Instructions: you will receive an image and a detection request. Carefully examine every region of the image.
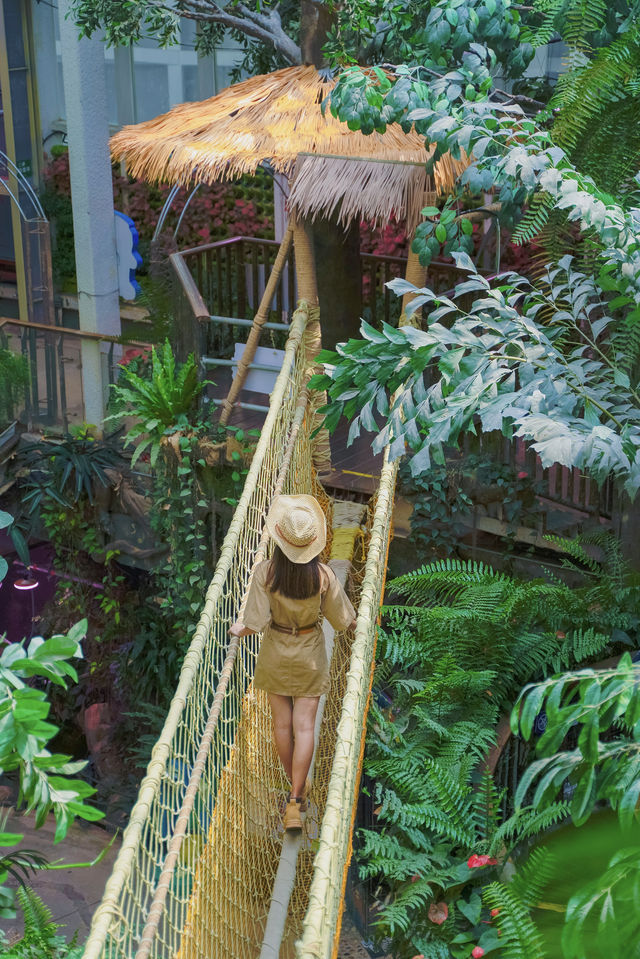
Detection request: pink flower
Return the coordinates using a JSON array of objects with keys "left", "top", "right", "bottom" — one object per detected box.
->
[
  {"left": 517, "top": 470, "right": 529, "bottom": 479},
  {"left": 467, "top": 854, "right": 498, "bottom": 869},
  {"left": 428, "top": 902, "right": 449, "bottom": 925},
  {"left": 410, "top": 873, "right": 421, "bottom": 883},
  {"left": 472, "top": 948, "right": 485, "bottom": 958}
]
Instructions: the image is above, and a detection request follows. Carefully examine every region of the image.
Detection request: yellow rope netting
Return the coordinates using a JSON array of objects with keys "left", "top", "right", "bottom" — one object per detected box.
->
[{"left": 82, "top": 298, "right": 396, "bottom": 959}]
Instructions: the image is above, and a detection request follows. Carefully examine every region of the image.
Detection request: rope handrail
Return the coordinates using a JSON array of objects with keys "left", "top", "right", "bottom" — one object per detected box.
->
[
  {"left": 296, "top": 453, "right": 398, "bottom": 959},
  {"left": 82, "top": 302, "right": 311, "bottom": 959}
]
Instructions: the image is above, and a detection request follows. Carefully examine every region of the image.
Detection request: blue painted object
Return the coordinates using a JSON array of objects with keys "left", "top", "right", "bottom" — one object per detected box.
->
[{"left": 114, "top": 210, "right": 143, "bottom": 300}]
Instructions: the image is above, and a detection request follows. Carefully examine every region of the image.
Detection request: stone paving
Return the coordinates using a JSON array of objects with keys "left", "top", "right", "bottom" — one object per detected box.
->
[{"left": 2, "top": 809, "right": 120, "bottom": 944}]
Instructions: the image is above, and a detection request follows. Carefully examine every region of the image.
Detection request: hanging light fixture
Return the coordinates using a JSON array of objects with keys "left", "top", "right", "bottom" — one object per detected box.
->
[{"left": 13, "top": 577, "right": 39, "bottom": 591}]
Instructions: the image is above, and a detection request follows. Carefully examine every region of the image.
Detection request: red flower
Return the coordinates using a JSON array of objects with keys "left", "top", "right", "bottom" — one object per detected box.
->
[
  {"left": 428, "top": 902, "right": 449, "bottom": 925},
  {"left": 490, "top": 908, "right": 500, "bottom": 918},
  {"left": 517, "top": 470, "right": 529, "bottom": 479},
  {"left": 467, "top": 854, "right": 498, "bottom": 869},
  {"left": 472, "top": 948, "right": 485, "bottom": 958},
  {"left": 410, "top": 873, "right": 421, "bottom": 883}
]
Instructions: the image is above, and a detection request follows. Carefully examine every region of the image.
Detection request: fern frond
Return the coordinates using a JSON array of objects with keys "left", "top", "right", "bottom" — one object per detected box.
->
[
  {"left": 511, "top": 192, "right": 554, "bottom": 246},
  {"left": 552, "top": 21, "right": 640, "bottom": 153},
  {"left": 551, "top": 627, "right": 610, "bottom": 672},
  {"left": 510, "top": 846, "right": 558, "bottom": 908},
  {"left": 388, "top": 558, "right": 512, "bottom": 607},
  {"left": 489, "top": 802, "right": 569, "bottom": 856},
  {"left": 482, "top": 879, "right": 549, "bottom": 958}
]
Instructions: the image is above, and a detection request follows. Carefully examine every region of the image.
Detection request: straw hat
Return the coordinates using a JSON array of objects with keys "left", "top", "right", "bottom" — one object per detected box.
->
[{"left": 266, "top": 494, "right": 326, "bottom": 564}]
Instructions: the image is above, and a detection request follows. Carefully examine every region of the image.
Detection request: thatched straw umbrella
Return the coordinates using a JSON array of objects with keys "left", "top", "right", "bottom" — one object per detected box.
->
[{"left": 110, "top": 65, "right": 468, "bottom": 465}]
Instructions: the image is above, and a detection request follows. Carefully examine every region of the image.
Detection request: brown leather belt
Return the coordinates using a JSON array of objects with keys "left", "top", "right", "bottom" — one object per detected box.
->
[{"left": 271, "top": 621, "right": 319, "bottom": 636}]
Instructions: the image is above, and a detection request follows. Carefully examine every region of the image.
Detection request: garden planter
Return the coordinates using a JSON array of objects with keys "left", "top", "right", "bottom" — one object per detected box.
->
[{"left": 197, "top": 437, "right": 227, "bottom": 467}]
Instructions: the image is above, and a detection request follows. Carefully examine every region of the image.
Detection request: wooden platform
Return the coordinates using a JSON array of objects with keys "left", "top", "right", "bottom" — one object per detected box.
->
[{"left": 207, "top": 371, "right": 382, "bottom": 499}]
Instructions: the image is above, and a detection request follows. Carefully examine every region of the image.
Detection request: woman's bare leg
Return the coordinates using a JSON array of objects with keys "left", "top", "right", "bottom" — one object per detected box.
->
[
  {"left": 268, "top": 693, "right": 294, "bottom": 782},
  {"left": 291, "top": 696, "right": 320, "bottom": 798}
]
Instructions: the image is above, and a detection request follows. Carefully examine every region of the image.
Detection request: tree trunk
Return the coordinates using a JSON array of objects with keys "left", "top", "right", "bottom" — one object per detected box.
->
[
  {"left": 300, "top": 0, "right": 334, "bottom": 67},
  {"left": 299, "top": 0, "right": 363, "bottom": 351},
  {"left": 311, "top": 214, "right": 363, "bottom": 351}
]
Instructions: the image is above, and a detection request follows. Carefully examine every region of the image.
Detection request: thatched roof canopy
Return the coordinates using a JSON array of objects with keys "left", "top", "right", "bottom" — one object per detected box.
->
[{"left": 110, "top": 65, "right": 467, "bottom": 230}]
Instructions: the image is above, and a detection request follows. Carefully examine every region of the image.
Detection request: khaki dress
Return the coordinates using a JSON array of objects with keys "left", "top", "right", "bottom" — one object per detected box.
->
[{"left": 243, "top": 560, "right": 356, "bottom": 697}]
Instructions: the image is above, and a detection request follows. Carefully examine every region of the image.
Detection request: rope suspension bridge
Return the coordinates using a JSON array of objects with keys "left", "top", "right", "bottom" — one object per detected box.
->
[{"left": 82, "top": 301, "right": 397, "bottom": 959}]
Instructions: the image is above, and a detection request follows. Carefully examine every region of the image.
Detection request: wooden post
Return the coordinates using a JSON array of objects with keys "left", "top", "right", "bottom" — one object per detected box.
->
[
  {"left": 218, "top": 223, "right": 294, "bottom": 426},
  {"left": 399, "top": 191, "right": 437, "bottom": 329}
]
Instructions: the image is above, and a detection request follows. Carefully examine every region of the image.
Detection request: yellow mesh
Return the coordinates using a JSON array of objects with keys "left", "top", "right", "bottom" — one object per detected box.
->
[{"left": 82, "top": 299, "right": 396, "bottom": 959}]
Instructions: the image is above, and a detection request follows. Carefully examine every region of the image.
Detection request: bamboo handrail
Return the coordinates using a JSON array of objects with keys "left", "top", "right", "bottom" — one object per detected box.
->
[{"left": 0, "top": 316, "right": 148, "bottom": 347}]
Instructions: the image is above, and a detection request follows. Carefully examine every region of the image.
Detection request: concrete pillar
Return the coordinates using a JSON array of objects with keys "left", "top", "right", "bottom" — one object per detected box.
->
[
  {"left": 57, "top": 0, "right": 121, "bottom": 432},
  {"left": 31, "top": 0, "right": 63, "bottom": 164}
]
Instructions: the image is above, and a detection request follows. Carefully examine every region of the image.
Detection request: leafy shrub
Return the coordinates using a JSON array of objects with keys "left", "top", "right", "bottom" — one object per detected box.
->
[
  {"left": 361, "top": 534, "right": 639, "bottom": 956},
  {"left": 0, "top": 343, "right": 29, "bottom": 427},
  {"left": 106, "top": 340, "right": 207, "bottom": 467}
]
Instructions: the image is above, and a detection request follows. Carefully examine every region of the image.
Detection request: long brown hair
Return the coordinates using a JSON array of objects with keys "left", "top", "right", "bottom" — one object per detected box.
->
[{"left": 266, "top": 545, "right": 321, "bottom": 599}]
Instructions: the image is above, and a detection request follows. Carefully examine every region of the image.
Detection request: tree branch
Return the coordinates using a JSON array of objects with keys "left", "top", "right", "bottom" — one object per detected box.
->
[
  {"left": 379, "top": 62, "right": 546, "bottom": 110},
  {"left": 152, "top": 0, "right": 302, "bottom": 63}
]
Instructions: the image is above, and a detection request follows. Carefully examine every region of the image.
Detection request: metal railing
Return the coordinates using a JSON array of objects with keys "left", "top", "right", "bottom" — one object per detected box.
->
[
  {"left": 0, "top": 316, "right": 147, "bottom": 433},
  {"left": 175, "top": 236, "right": 465, "bottom": 332}
]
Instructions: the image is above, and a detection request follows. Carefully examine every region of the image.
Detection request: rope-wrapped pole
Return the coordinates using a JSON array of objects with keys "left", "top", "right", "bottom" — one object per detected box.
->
[
  {"left": 292, "top": 216, "right": 332, "bottom": 475},
  {"left": 219, "top": 223, "right": 295, "bottom": 426}
]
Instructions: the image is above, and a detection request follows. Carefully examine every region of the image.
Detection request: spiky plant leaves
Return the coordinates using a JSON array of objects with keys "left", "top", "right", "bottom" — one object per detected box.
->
[{"left": 107, "top": 340, "right": 209, "bottom": 468}]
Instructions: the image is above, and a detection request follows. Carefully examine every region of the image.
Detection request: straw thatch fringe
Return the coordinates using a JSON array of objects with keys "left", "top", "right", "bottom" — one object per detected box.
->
[
  {"left": 110, "top": 65, "right": 468, "bottom": 207},
  {"left": 287, "top": 155, "right": 466, "bottom": 232}
]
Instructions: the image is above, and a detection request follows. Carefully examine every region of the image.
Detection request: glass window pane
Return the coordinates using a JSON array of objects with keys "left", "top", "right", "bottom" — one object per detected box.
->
[
  {"left": 134, "top": 64, "right": 170, "bottom": 120},
  {"left": 182, "top": 65, "right": 198, "bottom": 102}
]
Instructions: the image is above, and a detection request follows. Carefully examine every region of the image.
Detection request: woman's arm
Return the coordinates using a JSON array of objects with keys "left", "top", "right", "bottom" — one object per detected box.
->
[{"left": 229, "top": 621, "right": 253, "bottom": 638}]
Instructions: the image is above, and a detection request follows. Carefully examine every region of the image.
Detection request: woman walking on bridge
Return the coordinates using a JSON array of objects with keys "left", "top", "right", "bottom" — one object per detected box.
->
[{"left": 230, "top": 494, "right": 356, "bottom": 830}]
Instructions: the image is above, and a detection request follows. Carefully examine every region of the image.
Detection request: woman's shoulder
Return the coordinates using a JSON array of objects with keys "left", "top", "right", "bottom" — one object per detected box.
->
[{"left": 254, "top": 559, "right": 272, "bottom": 582}]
